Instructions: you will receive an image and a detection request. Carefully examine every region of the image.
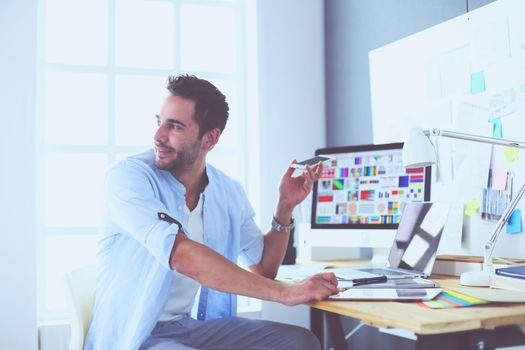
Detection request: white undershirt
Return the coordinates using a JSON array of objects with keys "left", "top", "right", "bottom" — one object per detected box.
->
[{"left": 158, "top": 194, "right": 203, "bottom": 322}]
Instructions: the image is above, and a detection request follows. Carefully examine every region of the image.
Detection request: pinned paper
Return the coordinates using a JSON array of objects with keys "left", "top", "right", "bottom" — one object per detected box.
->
[
  {"left": 437, "top": 203, "right": 464, "bottom": 253},
  {"left": 491, "top": 168, "right": 508, "bottom": 191},
  {"left": 506, "top": 209, "right": 523, "bottom": 234},
  {"left": 470, "top": 71, "right": 486, "bottom": 94},
  {"left": 492, "top": 118, "right": 503, "bottom": 138},
  {"left": 465, "top": 198, "right": 480, "bottom": 216},
  {"left": 504, "top": 148, "right": 520, "bottom": 163},
  {"left": 420, "top": 203, "right": 450, "bottom": 237}
]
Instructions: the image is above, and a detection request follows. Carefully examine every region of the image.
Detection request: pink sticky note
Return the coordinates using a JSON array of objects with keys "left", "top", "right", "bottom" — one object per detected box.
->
[{"left": 491, "top": 168, "right": 508, "bottom": 191}]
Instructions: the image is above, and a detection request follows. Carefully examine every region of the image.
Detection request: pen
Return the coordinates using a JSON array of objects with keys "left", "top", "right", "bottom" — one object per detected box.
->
[{"left": 336, "top": 275, "right": 387, "bottom": 287}]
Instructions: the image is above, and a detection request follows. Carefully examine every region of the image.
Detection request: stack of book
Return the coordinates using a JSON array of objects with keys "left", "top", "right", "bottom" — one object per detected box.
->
[{"left": 490, "top": 265, "right": 525, "bottom": 292}]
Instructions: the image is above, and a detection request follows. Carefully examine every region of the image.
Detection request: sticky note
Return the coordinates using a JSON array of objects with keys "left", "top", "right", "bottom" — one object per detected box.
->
[
  {"left": 492, "top": 118, "right": 503, "bottom": 138},
  {"left": 491, "top": 168, "right": 508, "bottom": 191},
  {"left": 504, "top": 148, "right": 519, "bottom": 163},
  {"left": 521, "top": 84, "right": 525, "bottom": 93},
  {"left": 506, "top": 209, "right": 522, "bottom": 234},
  {"left": 470, "top": 71, "right": 486, "bottom": 94},
  {"left": 465, "top": 198, "right": 480, "bottom": 216}
]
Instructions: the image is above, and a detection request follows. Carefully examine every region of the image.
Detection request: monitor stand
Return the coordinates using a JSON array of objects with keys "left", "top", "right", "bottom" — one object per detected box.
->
[{"left": 369, "top": 247, "right": 390, "bottom": 266}]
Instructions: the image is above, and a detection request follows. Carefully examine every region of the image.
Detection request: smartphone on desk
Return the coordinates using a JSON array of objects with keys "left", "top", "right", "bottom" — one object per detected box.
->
[{"left": 290, "top": 155, "right": 333, "bottom": 169}]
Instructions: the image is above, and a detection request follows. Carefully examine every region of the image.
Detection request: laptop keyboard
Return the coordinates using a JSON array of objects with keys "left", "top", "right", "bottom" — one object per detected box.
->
[{"left": 356, "top": 268, "right": 408, "bottom": 276}]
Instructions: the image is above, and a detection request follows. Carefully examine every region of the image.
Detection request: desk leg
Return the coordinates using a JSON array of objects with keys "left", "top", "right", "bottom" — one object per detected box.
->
[
  {"left": 324, "top": 312, "right": 348, "bottom": 350},
  {"left": 310, "top": 308, "right": 324, "bottom": 347},
  {"left": 310, "top": 308, "right": 349, "bottom": 350}
]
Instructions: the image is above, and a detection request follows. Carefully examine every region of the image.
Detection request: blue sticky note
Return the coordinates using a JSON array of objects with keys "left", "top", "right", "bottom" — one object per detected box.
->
[
  {"left": 470, "top": 71, "right": 486, "bottom": 94},
  {"left": 492, "top": 118, "right": 503, "bottom": 138},
  {"left": 506, "top": 209, "right": 522, "bottom": 234}
]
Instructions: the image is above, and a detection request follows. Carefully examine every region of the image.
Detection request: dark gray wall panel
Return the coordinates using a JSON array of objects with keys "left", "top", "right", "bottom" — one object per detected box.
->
[
  {"left": 468, "top": 0, "right": 497, "bottom": 11},
  {"left": 325, "top": 0, "right": 469, "bottom": 147}
]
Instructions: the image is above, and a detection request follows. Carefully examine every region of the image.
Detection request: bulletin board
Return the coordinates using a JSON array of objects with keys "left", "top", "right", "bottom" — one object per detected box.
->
[{"left": 369, "top": 0, "right": 525, "bottom": 258}]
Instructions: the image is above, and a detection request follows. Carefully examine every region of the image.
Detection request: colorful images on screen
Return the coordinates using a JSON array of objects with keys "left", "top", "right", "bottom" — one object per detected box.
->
[{"left": 315, "top": 149, "right": 427, "bottom": 225}]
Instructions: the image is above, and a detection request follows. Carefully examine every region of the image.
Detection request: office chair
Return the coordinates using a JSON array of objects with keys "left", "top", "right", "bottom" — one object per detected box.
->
[{"left": 65, "top": 265, "right": 97, "bottom": 350}]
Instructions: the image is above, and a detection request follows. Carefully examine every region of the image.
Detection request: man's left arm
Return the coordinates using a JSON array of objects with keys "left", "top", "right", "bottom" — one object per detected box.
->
[{"left": 251, "top": 162, "right": 322, "bottom": 279}]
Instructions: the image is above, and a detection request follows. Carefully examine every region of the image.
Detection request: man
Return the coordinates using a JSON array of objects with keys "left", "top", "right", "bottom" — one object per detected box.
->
[{"left": 85, "top": 74, "right": 338, "bottom": 350}]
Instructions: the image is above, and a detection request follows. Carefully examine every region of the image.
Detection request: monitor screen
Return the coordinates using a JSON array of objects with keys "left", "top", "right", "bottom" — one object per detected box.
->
[{"left": 311, "top": 143, "right": 431, "bottom": 229}]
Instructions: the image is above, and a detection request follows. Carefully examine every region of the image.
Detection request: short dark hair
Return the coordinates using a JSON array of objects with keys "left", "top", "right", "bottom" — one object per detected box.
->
[{"left": 166, "top": 74, "right": 229, "bottom": 139}]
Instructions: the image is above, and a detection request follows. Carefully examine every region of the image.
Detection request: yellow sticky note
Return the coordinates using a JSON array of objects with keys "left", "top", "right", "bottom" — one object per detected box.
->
[
  {"left": 504, "top": 147, "right": 519, "bottom": 163},
  {"left": 465, "top": 198, "right": 480, "bottom": 216}
]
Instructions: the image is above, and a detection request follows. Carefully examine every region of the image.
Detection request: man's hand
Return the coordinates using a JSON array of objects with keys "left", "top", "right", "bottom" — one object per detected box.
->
[
  {"left": 279, "top": 273, "right": 339, "bottom": 306},
  {"left": 252, "top": 161, "right": 324, "bottom": 279},
  {"left": 277, "top": 161, "right": 323, "bottom": 213}
]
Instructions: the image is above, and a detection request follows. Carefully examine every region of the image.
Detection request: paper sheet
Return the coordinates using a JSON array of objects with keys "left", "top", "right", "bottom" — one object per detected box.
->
[
  {"left": 491, "top": 168, "right": 508, "bottom": 190},
  {"left": 420, "top": 203, "right": 450, "bottom": 237},
  {"left": 440, "top": 46, "right": 470, "bottom": 97},
  {"left": 438, "top": 203, "right": 464, "bottom": 253},
  {"left": 470, "top": 17, "right": 511, "bottom": 69}
]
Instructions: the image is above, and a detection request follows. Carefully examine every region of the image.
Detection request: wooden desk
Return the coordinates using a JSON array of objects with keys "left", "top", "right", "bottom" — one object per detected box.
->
[{"left": 309, "top": 275, "right": 525, "bottom": 350}]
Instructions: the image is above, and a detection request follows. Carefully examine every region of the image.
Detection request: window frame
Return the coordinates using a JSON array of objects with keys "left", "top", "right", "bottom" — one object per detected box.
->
[{"left": 36, "top": 0, "right": 258, "bottom": 321}]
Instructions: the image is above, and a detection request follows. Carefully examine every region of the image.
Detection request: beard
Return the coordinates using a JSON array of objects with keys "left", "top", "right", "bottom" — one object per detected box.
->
[{"left": 154, "top": 139, "right": 201, "bottom": 172}]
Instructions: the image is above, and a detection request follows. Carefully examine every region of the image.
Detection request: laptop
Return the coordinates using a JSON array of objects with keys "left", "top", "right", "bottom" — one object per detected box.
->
[{"left": 327, "top": 202, "right": 450, "bottom": 280}]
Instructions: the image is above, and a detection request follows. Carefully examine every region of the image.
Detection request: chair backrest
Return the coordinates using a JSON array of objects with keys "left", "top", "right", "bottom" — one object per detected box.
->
[{"left": 65, "top": 265, "right": 97, "bottom": 350}]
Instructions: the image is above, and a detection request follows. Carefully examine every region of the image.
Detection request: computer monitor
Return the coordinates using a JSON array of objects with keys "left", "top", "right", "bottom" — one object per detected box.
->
[{"left": 306, "top": 142, "right": 432, "bottom": 261}]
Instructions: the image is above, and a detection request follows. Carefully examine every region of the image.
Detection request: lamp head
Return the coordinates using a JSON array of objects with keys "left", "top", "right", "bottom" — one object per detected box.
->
[{"left": 403, "top": 128, "right": 437, "bottom": 168}]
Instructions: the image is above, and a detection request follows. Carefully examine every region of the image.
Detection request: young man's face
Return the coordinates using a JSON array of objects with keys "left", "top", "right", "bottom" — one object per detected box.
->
[{"left": 154, "top": 95, "right": 203, "bottom": 172}]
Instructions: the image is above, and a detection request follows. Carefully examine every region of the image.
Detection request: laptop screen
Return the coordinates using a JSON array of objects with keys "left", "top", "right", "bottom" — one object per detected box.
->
[{"left": 387, "top": 202, "right": 449, "bottom": 275}]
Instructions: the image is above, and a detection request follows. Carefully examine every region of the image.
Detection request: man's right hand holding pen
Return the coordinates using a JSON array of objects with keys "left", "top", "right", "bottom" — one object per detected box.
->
[{"left": 281, "top": 272, "right": 339, "bottom": 305}]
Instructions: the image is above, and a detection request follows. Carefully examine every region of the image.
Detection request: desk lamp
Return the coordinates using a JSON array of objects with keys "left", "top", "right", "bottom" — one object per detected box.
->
[{"left": 403, "top": 128, "right": 525, "bottom": 286}]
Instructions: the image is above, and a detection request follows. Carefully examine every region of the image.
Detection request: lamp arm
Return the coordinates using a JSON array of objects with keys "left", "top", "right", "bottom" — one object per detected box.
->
[
  {"left": 482, "top": 181, "right": 525, "bottom": 273},
  {"left": 423, "top": 129, "right": 525, "bottom": 150}
]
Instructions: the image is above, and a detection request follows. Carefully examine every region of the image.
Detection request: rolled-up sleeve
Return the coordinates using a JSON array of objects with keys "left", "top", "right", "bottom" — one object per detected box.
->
[{"left": 104, "top": 161, "right": 184, "bottom": 270}]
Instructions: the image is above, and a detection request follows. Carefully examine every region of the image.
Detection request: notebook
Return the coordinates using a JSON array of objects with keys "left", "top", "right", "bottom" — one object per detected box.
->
[
  {"left": 328, "top": 202, "right": 450, "bottom": 280},
  {"left": 495, "top": 265, "right": 525, "bottom": 280}
]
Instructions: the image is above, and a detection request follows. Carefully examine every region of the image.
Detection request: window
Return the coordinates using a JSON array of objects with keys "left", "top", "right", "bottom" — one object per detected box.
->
[{"left": 37, "top": 0, "right": 258, "bottom": 320}]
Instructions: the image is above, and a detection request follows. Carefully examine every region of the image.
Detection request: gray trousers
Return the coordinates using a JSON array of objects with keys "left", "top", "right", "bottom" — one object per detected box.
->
[{"left": 139, "top": 316, "right": 321, "bottom": 350}]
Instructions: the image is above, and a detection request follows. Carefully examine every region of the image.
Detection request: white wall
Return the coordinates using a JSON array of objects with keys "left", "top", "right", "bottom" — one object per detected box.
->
[
  {"left": 255, "top": 0, "right": 326, "bottom": 329},
  {"left": 256, "top": 0, "right": 326, "bottom": 225},
  {"left": 0, "top": 1, "right": 38, "bottom": 349}
]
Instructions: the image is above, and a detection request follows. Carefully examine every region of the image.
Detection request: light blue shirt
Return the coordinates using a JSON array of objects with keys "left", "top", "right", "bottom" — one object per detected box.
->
[{"left": 85, "top": 149, "right": 264, "bottom": 350}]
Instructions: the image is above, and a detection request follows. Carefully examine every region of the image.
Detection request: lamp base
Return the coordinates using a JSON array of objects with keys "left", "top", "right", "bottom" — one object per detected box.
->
[{"left": 460, "top": 270, "right": 490, "bottom": 286}]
